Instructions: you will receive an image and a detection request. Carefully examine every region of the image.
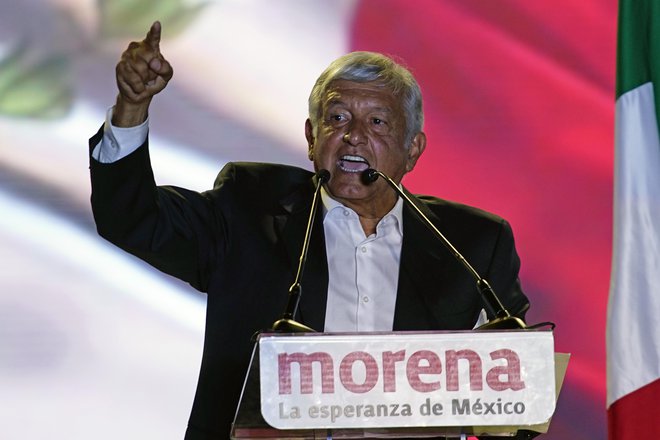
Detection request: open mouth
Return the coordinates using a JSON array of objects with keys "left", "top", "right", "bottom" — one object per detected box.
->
[{"left": 338, "top": 155, "right": 370, "bottom": 173}]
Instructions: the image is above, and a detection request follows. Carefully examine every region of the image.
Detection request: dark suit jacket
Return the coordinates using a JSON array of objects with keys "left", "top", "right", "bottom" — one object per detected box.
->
[{"left": 89, "top": 128, "right": 529, "bottom": 439}]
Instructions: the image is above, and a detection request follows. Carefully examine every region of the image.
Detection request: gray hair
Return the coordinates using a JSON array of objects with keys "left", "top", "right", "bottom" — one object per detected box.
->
[{"left": 308, "top": 51, "right": 424, "bottom": 147}]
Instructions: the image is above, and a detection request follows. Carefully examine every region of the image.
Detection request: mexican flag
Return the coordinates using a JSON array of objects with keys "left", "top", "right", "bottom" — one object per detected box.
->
[{"left": 607, "top": 0, "right": 660, "bottom": 437}]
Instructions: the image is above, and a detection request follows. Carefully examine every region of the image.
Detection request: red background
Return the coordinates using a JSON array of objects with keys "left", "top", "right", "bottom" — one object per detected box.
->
[{"left": 351, "top": 1, "right": 616, "bottom": 437}]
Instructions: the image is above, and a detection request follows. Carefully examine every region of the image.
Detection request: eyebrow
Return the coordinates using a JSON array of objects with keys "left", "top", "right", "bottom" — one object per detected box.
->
[{"left": 325, "top": 100, "right": 393, "bottom": 113}]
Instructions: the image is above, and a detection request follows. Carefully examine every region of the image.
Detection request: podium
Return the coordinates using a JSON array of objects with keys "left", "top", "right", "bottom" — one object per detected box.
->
[{"left": 231, "top": 331, "right": 566, "bottom": 439}]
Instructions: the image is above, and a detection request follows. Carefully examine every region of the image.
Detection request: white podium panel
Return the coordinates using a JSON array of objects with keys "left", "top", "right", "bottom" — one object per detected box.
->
[{"left": 258, "top": 331, "right": 555, "bottom": 431}]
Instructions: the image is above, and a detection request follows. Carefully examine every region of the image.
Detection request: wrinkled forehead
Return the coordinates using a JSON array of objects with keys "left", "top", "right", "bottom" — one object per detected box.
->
[{"left": 322, "top": 80, "right": 403, "bottom": 111}]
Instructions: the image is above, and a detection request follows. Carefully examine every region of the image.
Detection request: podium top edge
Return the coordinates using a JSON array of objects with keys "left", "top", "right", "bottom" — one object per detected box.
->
[{"left": 257, "top": 329, "right": 553, "bottom": 338}]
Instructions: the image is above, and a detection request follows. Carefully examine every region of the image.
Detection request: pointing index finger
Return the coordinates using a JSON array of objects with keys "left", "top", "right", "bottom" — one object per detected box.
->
[{"left": 145, "top": 21, "right": 162, "bottom": 53}]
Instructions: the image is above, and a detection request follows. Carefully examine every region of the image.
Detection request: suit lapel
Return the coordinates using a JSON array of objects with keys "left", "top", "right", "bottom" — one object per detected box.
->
[
  {"left": 274, "top": 176, "right": 328, "bottom": 332},
  {"left": 393, "top": 188, "right": 474, "bottom": 331}
]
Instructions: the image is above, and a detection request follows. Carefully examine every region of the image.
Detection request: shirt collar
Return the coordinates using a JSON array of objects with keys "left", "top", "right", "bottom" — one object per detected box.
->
[{"left": 320, "top": 186, "right": 404, "bottom": 236}]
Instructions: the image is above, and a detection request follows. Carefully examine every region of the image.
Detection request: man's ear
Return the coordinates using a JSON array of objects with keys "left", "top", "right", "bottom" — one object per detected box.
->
[
  {"left": 405, "top": 131, "right": 427, "bottom": 172},
  {"left": 305, "top": 119, "right": 315, "bottom": 161}
]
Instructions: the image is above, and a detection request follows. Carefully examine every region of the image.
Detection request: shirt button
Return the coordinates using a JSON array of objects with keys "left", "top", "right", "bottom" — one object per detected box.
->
[
  {"left": 361, "top": 246, "right": 367, "bottom": 253},
  {"left": 343, "top": 210, "right": 349, "bottom": 216},
  {"left": 362, "top": 296, "right": 370, "bottom": 303}
]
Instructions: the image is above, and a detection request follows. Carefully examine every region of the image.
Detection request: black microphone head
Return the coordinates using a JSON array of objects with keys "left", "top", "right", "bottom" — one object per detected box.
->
[
  {"left": 316, "top": 169, "right": 331, "bottom": 183},
  {"left": 361, "top": 168, "right": 379, "bottom": 185}
]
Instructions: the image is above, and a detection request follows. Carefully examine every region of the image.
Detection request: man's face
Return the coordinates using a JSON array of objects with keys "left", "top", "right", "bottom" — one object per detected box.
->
[{"left": 305, "top": 80, "right": 425, "bottom": 215}]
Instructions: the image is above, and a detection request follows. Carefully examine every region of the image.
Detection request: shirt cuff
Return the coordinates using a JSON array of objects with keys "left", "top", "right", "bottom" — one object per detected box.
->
[
  {"left": 473, "top": 308, "right": 488, "bottom": 329},
  {"left": 91, "top": 106, "right": 149, "bottom": 163}
]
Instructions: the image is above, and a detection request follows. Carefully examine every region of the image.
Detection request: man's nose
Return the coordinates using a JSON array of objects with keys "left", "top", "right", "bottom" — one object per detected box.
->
[{"left": 342, "top": 121, "right": 368, "bottom": 145}]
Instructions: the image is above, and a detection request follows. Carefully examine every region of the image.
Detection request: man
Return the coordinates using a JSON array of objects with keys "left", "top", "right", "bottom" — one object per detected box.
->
[{"left": 90, "top": 22, "right": 529, "bottom": 439}]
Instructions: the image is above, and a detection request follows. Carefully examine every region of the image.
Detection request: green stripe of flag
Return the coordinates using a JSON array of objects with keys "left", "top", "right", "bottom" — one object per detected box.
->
[{"left": 617, "top": 0, "right": 660, "bottom": 97}]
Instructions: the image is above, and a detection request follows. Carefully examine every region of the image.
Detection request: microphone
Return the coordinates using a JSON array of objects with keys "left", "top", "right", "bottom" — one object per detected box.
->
[
  {"left": 271, "top": 169, "right": 330, "bottom": 333},
  {"left": 362, "top": 168, "right": 526, "bottom": 330}
]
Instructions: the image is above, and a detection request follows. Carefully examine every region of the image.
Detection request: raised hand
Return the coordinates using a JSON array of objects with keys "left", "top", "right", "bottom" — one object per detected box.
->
[{"left": 113, "top": 21, "right": 174, "bottom": 127}]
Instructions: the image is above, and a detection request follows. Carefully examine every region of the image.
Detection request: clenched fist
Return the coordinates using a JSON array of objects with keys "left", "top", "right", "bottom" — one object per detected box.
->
[{"left": 113, "top": 21, "right": 173, "bottom": 127}]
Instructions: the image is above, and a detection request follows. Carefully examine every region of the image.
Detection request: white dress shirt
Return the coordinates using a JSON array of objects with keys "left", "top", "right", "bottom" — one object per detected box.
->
[{"left": 321, "top": 189, "right": 404, "bottom": 332}]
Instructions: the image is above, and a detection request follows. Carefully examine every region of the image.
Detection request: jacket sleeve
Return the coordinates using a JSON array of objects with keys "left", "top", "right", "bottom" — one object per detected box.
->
[
  {"left": 484, "top": 218, "right": 530, "bottom": 320},
  {"left": 89, "top": 126, "right": 226, "bottom": 292}
]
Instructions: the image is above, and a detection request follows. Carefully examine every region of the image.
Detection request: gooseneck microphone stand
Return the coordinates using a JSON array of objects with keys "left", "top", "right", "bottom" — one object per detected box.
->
[
  {"left": 271, "top": 169, "right": 330, "bottom": 333},
  {"left": 362, "top": 168, "right": 526, "bottom": 330}
]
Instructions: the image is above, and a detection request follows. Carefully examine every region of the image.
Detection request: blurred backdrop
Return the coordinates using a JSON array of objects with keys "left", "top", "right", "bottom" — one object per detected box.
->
[{"left": 0, "top": 0, "right": 615, "bottom": 438}]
